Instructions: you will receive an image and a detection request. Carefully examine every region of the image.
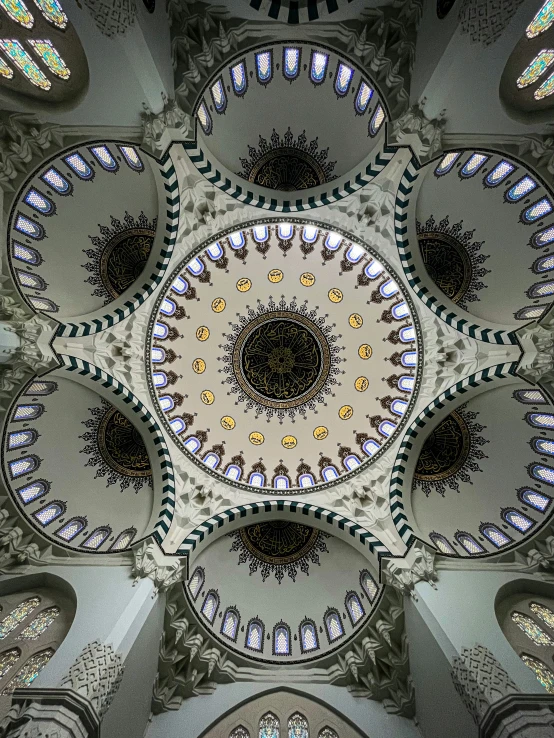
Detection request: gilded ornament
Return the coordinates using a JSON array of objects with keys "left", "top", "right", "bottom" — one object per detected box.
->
[
  {"left": 300, "top": 272, "right": 315, "bottom": 287},
  {"left": 355, "top": 376, "right": 369, "bottom": 392},
  {"left": 358, "top": 344, "right": 373, "bottom": 359},
  {"left": 237, "top": 277, "right": 252, "bottom": 292},
  {"left": 282, "top": 435, "right": 297, "bottom": 449},
  {"left": 339, "top": 405, "right": 353, "bottom": 420},
  {"left": 249, "top": 431, "right": 265, "bottom": 445},
  {"left": 328, "top": 288, "right": 343, "bottom": 303},
  {"left": 211, "top": 297, "right": 226, "bottom": 313},
  {"left": 221, "top": 416, "right": 236, "bottom": 430},
  {"left": 196, "top": 326, "right": 210, "bottom": 341},
  {"left": 201, "top": 390, "right": 215, "bottom": 405},
  {"left": 349, "top": 313, "right": 363, "bottom": 329},
  {"left": 192, "top": 358, "right": 206, "bottom": 374},
  {"left": 313, "top": 426, "right": 328, "bottom": 440},
  {"left": 268, "top": 269, "right": 283, "bottom": 283}
]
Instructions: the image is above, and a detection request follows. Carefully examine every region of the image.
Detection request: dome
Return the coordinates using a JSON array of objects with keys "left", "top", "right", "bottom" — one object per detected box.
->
[{"left": 147, "top": 219, "right": 422, "bottom": 492}]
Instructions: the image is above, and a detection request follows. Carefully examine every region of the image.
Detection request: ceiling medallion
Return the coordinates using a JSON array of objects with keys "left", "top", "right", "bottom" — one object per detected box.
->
[
  {"left": 82, "top": 211, "right": 156, "bottom": 304},
  {"left": 222, "top": 299, "right": 342, "bottom": 420},
  {"left": 228, "top": 521, "right": 330, "bottom": 583},
  {"left": 80, "top": 399, "right": 152, "bottom": 492},
  {"left": 238, "top": 128, "right": 337, "bottom": 191},
  {"left": 413, "top": 403, "right": 489, "bottom": 497},
  {"left": 417, "top": 215, "right": 490, "bottom": 310}
]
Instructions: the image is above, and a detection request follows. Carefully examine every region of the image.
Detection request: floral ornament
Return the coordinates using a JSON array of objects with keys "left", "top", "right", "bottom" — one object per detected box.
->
[
  {"left": 228, "top": 521, "right": 330, "bottom": 584},
  {"left": 413, "top": 403, "right": 489, "bottom": 497},
  {"left": 80, "top": 399, "right": 152, "bottom": 492},
  {"left": 238, "top": 128, "right": 337, "bottom": 191},
  {"left": 82, "top": 211, "right": 157, "bottom": 304},
  {"left": 416, "top": 215, "right": 490, "bottom": 310}
]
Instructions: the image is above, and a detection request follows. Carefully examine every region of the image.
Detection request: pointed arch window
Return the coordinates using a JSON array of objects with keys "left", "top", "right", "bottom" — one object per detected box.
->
[
  {"left": 246, "top": 619, "right": 263, "bottom": 651},
  {"left": 310, "top": 50, "right": 328, "bottom": 85},
  {"left": 34, "top": 0, "right": 67, "bottom": 29},
  {"left": 55, "top": 518, "right": 86, "bottom": 542},
  {"left": 522, "top": 654, "right": 554, "bottom": 693},
  {"left": 0, "top": 40, "right": 50, "bottom": 89},
  {"left": 259, "top": 713, "right": 280, "bottom": 738},
  {"left": 109, "top": 528, "right": 136, "bottom": 552},
  {"left": 456, "top": 532, "right": 485, "bottom": 555},
  {"left": 502, "top": 509, "right": 535, "bottom": 533},
  {"left": 3, "top": 648, "right": 54, "bottom": 692},
  {"left": 7, "top": 429, "right": 38, "bottom": 451},
  {"left": 188, "top": 567, "right": 204, "bottom": 600},
  {"left": 9, "top": 454, "right": 40, "bottom": 479},
  {"left": 530, "top": 602, "right": 554, "bottom": 629},
  {"left": 81, "top": 526, "right": 111, "bottom": 550},
  {"left": 512, "top": 611, "right": 553, "bottom": 645},
  {"left": 230, "top": 727, "right": 250, "bottom": 738},
  {"left": 288, "top": 713, "right": 309, "bottom": 738},
  {"left": 527, "top": 280, "right": 554, "bottom": 298},
  {"left": 522, "top": 198, "right": 553, "bottom": 223},
  {"left": 480, "top": 524, "right": 512, "bottom": 548},
  {"left": 16, "top": 269, "right": 47, "bottom": 291},
  {"left": 346, "top": 592, "right": 364, "bottom": 625},
  {"left": 63, "top": 153, "right": 93, "bottom": 180},
  {"left": 533, "top": 225, "right": 554, "bottom": 248},
  {"left": 221, "top": 608, "right": 239, "bottom": 641},
  {"left": 533, "top": 254, "right": 554, "bottom": 273},
  {"left": 299, "top": 620, "right": 318, "bottom": 653},
  {"left": 273, "top": 622, "right": 290, "bottom": 655},
  {"left": 318, "top": 729, "right": 338, "bottom": 738},
  {"left": 532, "top": 437, "right": 554, "bottom": 456},
  {"left": 527, "top": 0, "right": 554, "bottom": 38},
  {"left": 517, "top": 50, "right": 554, "bottom": 89},
  {"left": 201, "top": 591, "right": 218, "bottom": 623},
  {"left": 506, "top": 176, "right": 537, "bottom": 202},
  {"left": 16, "top": 479, "right": 49, "bottom": 504},
  {"left": 17, "top": 607, "right": 59, "bottom": 640},
  {"left": 28, "top": 40, "right": 70, "bottom": 80},
  {"left": 360, "top": 570, "right": 378, "bottom": 601},
  {"left": 430, "top": 533, "right": 456, "bottom": 555},
  {"left": 0, "top": 598, "right": 40, "bottom": 639},
  {"left": 24, "top": 187, "right": 54, "bottom": 215},
  {"left": 484, "top": 160, "right": 515, "bottom": 187},
  {"left": 518, "top": 487, "right": 552, "bottom": 511},
  {"left": 13, "top": 403, "right": 44, "bottom": 421},
  {"left": 0, "top": 649, "right": 20, "bottom": 680},
  {"left": 12, "top": 241, "right": 41, "bottom": 265},
  {"left": 529, "top": 462, "right": 554, "bottom": 486},
  {"left": 0, "top": 0, "right": 34, "bottom": 28},
  {"left": 460, "top": 153, "right": 489, "bottom": 177},
  {"left": 325, "top": 610, "right": 344, "bottom": 642}
]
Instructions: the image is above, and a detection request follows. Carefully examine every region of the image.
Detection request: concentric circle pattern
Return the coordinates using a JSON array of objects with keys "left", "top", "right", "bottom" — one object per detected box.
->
[{"left": 147, "top": 220, "right": 422, "bottom": 492}]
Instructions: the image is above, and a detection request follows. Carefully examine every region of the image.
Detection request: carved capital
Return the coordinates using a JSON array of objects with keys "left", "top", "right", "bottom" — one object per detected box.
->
[
  {"left": 141, "top": 95, "right": 193, "bottom": 156},
  {"left": 382, "top": 541, "right": 438, "bottom": 598},
  {"left": 0, "top": 689, "right": 99, "bottom": 738},
  {"left": 516, "top": 305, "right": 554, "bottom": 390},
  {"left": 132, "top": 538, "right": 186, "bottom": 594},
  {"left": 389, "top": 99, "right": 446, "bottom": 163}
]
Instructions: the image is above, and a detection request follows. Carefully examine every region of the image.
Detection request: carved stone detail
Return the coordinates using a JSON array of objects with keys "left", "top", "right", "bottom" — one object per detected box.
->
[
  {"left": 132, "top": 538, "right": 186, "bottom": 594},
  {"left": 82, "top": 0, "right": 136, "bottom": 38},
  {"left": 516, "top": 304, "right": 554, "bottom": 395},
  {"left": 60, "top": 642, "right": 124, "bottom": 720},
  {"left": 458, "top": 0, "right": 525, "bottom": 47},
  {"left": 141, "top": 94, "right": 193, "bottom": 156},
  {"left": 383, "top": 542, "right": 438, "bottom": 597},
  {"left": 390, "top": 99, "right": 446, "bottom": 163}
]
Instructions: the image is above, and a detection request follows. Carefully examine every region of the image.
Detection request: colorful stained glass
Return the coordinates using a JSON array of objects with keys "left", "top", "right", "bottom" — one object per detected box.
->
[
  {"left": 355, "top": 81, "right": 373, "bottom": 112},
  {"left": 482, "top": 525, "right": 511, "bottom": 547},
  {"left": 32, "top": 0, "right": 67, "bottom": 28},
  {"left": 517, "top": 50, "right": 554, "bottom": 88},
  {"left": 0, "top": 598, "right": 40, "bottom": 639},
  {"left": 274, "top": 626, "right": 289, "bottom": 654},
  {"left": 82, "top": 527, "right": 110, "bottom": 549},
  {"left": 326, "top": 611, "right": 343, "bottom": 640},
  {"left": 283, "top": 47, "right": 300, "bottom": 79},
  {"left": 16, "top": 480, "right": 48, "bottom": 504},
  {"left": 530, "top": 602, "right": 554, "bottom": 630},
  {"left": 301, "top": 622, "right": 317, "bottom": 651},
  {"left": 34, "top": 503, "right": 63, "bottom": 526},
  {"left": 110, "top": 529, "right": 135, "bottom": 551},
  {"left": 0, "top": 40, "right": 50, "bottom": 89},
  {"left": 256, "top": 50, "right": 272, "bottom": 83},
  {"left": 507, "top": 176, "right": 537, "bottom": 201},
  {"left": 230, "top": 61, "right": 247, "bottom": 93},
  {"left": 503, "top": 510, "right": 534, "bottom": 532},
  {"left": 435, "top": 151, "right": 460, "bottom": 176},
  {"left": 369, "top": 104, "right": 385, "bottom": 135},
  {"left": 90, "top": 145, "right": 118, "bottom": 171},
  {"left": 41, "top": 166, "right": 71, "bottom": 194},
  {"left": 17, "top": 606, "right": 59, "bottom": 640},
  {"left": 310, "top": 51, "right": 328, "bottom": 83},
  {"left": 231, "top": 728, "right": 250, "bottom": 738},
  {"left": 259, "top": 713, "right": 279, "bottom": 738},
  {"left": 28, "top": 40, "right": 70, "bottom": 80},
  {"left": 533, "top": 226, "right": 554, "bottom": 247},
  {"left": 0, "top": 649, "right": 20, "bottom": 679},
  {"left": 461, "top": 153, "right": 489, "bottom": 176},
  {"left": 0, "top": 56, "right": 13, "bottom": 78},
  {"left": 288, "top": 713, "right": 309, "bottom": 738},
  {"left": 346, "top": 593, "right": 364, "bottom": 623},
  {"left": 318, "top": 729, "right": 338, "bottom": 738},
  {"left": 519, "top": 488, "right": 551, "bottom": 511},
  {"left": 64, "top": 153, "right": 92, "bottom": 179},
  {"left": 247, "top": 621, "right": 262, "bottom": 650},
  {"left": 485, "top": 159, "right": 515, "bottom": 186},
  {"left": 527, "top": 0, "right": 554, "bottom": 38},
  {"left": 512, "top": 611, "right": 553, "bottom": 644},
  {"left": 0, "top": 0, "right": 34, "bottom": 29},
  {"left": 522, "top": 654, "right": 554, "bottom": 693},
  {"left": 201, "top": 593, "right": 217, "bottom": 622},
  {"left": 2, "top": 648, "right": 54, "bottom": 693},
  {"left": 523, "top": 198, "right": 553, "bottom": 222},
  {"left": 55, "top": 519, "right": 85, "bottom": 541},
  {"left": 536, "top": 71, "right": 554, "bottom": 99},
  {"left": 222, "top": 610, "right": 238, "bottom": 639}
]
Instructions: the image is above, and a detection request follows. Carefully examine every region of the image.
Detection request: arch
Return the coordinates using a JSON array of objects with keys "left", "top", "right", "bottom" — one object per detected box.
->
[
  {"left": 221, "top": 608, "right": 240, "bottom": 642},
  {"left": 273, "top": 622, "right": 291, "bottom": 656},
  {"left": 299, "top": 620, "right": 319, "bottom": 654},
  {"left": 360, "top": 570, "right": 379, "bottom": 601},
  {"left": 288, "top": 713, "right": 309, "bottom": 738},
  {"left": 345, "top": 592, "right": 365, "bottom": 625},
  {"left": 188, "top": 567, "right": 204, "bottom": 601},
  {"left": 245, "top": 618, "right": 264, "bottom": 653},
  {"left": 324, "top": 609, "right": 344, "bottom": 643},
  {"left": 201, "top": 591, "right": 219, "bottom": 624},
  {"left": 259, "top": 713, "right": 280, "bottom": 738}
]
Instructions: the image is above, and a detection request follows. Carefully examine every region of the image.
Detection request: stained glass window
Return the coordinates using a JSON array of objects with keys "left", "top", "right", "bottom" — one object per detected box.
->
[
  {"left": 278, "top": 223, "right": 293, "bottom": 240},
  {"left": 201, "top": 592, "right": 218, "bottom": 623},
  {"left": 0, "top": 0, "right": 33, "bottom": 29},
  {"left": 533, "top": 226, "right": 554, "bottom": 248},
  {"left": 325, "top": 232, "right": 342, "bottom": 250},
  {"left": 247, "top": 620, "right": 263, "bottom": 650},
  {"left": 55, "top": 518, "right": 85, "bottom": 541},
  {"left": 0, "top": 56, "right": 12, "bottom": 78},
  {"left": 301, "top": 621, "right": 318, "bottom": 652},
  {"left": 318, "top": 729, "right": 338, "bottom": 738},
  {"left": 0, "top": 649, "right": 20, "bottom": 679},
  {"left": 255, "top": 50, "right": 272, "bottom": 84},
  {"left": 274, "top": 625, "right": 290, "bottom": 655},
  {"left": 63, "top": 153, "right": 93, "bottom": 180},
  {"left": 25, "top": 381, "right": 57, "bottom": 396},
  {"left": 534, "top": 254, "right": 554, "bottom": 273},
  {"left": 461, "top": 153, "right": 489, "bottom": 177},
  {"left": 259, "top": 713, "right": 279, "bottom": 738},
  {"left": 485, "top": 160, "right": 515, "bottom": 186},
  {"left": 230, "top": 727, "right": 250, "bottom": 738},
  {"left": 526, "top": 0, "right": 554, "bottom": 38},
  {"left": 28, "top": 40, "right": 70, "bottom": 79},
  {"left": 2, "top": 648, "right": 54, "bottom": 693},
  {"left": 15, "top": 214, "right": 43, "bottom": 239},
  {"left": 17, "top": 606, "right": 59, "bottom": 640},
  {"left": 221, "top": 609, "right": 239, "bottom": 640},
  {"left": 16, "top": 270, "right": 46, "bottom": 291},
  {"left": 171, "top": 275, "right": 188, "bottom": 294},
  {"left": 522, "top": 654, "right": 554, "bottom": 693},
  {"left": 13, "top": 403, "right": 43, "bottom": 421},
  {"left": 41, "top": 167, "right": 71, "bottom": 195},
  {"left": 33, "top": 0, "right": 67, "bottom": 27},
  {"left": 430, "top": 533, "right": 456, "bottom": 555},
  {"left": 188, "top": 567, "right": 204, "bottom": 599},
  {"left": 28, "top": 296, "right": 58, "bottom": 312},
  {"left": 118, "top": 145, "right": 143, "bottom": 171},
  {"left": 456, "top": 533, "right": 485, "bottom": 554},
  {"left": 335, "top": 62, "right": 353, "bottom": 95},
  {"left": 527, "top": 412, "right": 554, "bottom": 428},
  {"left": 24, "top": 188, "right": 54, "bottom": 215},
  {"left": 197, "top": 102, "right": 212, "bottom": 135},
  {"left": 90, "top": 145, "right": 118, "bottom": 171},
  {"left": 283, "top": 47, "right": 300, "bottom": 80},
  {"left": 12, "top": 241, "right": 41, "bottom": 265},
  {"left": 435, "top": 151, "right": 460, "bottom": 176},
  {"left": 34, "top": 502, "right": 64, "bottom": 526},
  {"left": 110, "top": 528, "right": 136, "bottom": 551},
  {"left": 506, "top": 176, "right": 537, "bottom": 202},
  {"left": 401, "top": 351, "right": 417, "bottom": 367},
  {"left": 517, "top": 50, "right": 554, "bottom": 88},
  {"left": 9, "top": 455, "right": 40, "bottom": 479},
  {"left": 159, "top": 396, "right": 173, "bottom": 412},
  {"left": 527, "top": 280, "right": 554, "bottom": 298},
  {"left": 81, "top": 527, "right": 110, "bottom": 550},
  {"left": 533, "top": 438, "right": 554, "bottom": 456},
  {"left": 288, "top": 713, "right": 309, "bottom": 738},
  {"left": 369, "top": 104, "right": 385, "bottom": 136},
  {"left": 346, "top": 593, "right": 364, "bottom": 624},
  {"left": 310, "top": 51, "right": 328, "bottom": 84},
  {"left": 512, "top": 611, "right": 553, "bottom": 644},
  {"left": 530, "top": 463, "right": 554, "bottom": 486},
  {"left": 0, "top": 40, "right": 50, "bottom": 89},
  {"left": 0, "top": 598, "right": 40, "bottom": 639},
  {"left": 230, "top": 61, "right": 247, "bottom": 94},
  {"left": 522, "top": 198, "right": 553, "bottom": 223},
  {"left": 503, "top": 509, "right": 534, "bottom": 532},
  {"left": 515, "top": 305, "right": 548, "bottom": 320},
  {"left": 8, "top": 429, "right": 37, "bottom": 450},
  {"left": 355, "top": 81, "right": 373, "bottom": 113},
  {"left": 210, "top": 77, "right": 226, "bottom": 112},
  {"left": 325, "top": 611, "right": 343, "bottom": 641},
  {"left": 519, "top": 488, "right": 552, "bottom": 511},
  {"left": 16, "top": 480, "right": 49, "bottom": 504},
  {"left": 361, "top": 570, "right": 378, "bottom": 600},
  {"left": 481, "top": 525, "right": 512, "bottom": 547},
  {"left": 514, "top": 389, "right": 547, "bottom": 404},
  {"left": 536, "top": 74, "right": 554, "bottom": 101},
  {"left": 530, "top": 602, "right": 554, "bottom": 630}
]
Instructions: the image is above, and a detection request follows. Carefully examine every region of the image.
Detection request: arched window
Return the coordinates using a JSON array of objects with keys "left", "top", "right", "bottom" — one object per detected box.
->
[
  {"left": 355, "top": 81, "right": 373, "bottom": 113},
  {"left": 81, "top": 526, "right": 111, "bottom": 551},
  {"left": 256, "top": 50, "right": 272, "bottom": 85},
  {"left": 310, "top": 50, "right": 328, "bottom": 85},
  {"left": 55, "top": 517, "right": 86, "bottom": 542},
  {"left": 230, "top": 727, "right": 250, "bottom": 738},
  {"left": 210, "top": 77, "right": 227, "bottom": 114},
  {"left": 514, "top": 389, "right": 547, "bottom": 404},
  {"left": 188, "top": 567, "right": 204, "bottom": 600},
  {"left": 360, "top": 570, "right": 378, "bottom": 601},
  {"left": 518, "top": 487, "right": 552, "bottom": 512},
  {"left": 529, "top": 462, "right": 554, "bottom": 486},
  {"left": 33, "top": 500, "right": 65, "bottom": 527},
  {"left": 345, "top": 592, "right": 364, "bottom": 625},
  {"left": 221, "top": 608, "right": 240, "bottom": 641},
  {"left": 12, "top": 403, "right": 44, "bottom": 421},
  {"left": 109, "top": 528, "right": 136, "bottom": 552},
  {"left": 230, "top": 60, "right": 247, "bottom": 96},
  {"left": 245, "top": 619, "right": 264, "bottom": 652},
  {"left": 16, "top": 479, "right": 49, "bottom": 505},
  {"left": 527, "top": 412, "right": 554, "bottom": 429},
  {"left": 288, "top": 713, "right": 309, "bottom": 738},
  {"left": 283, "top": 47, "right": 300, "bottom": 81},
  {"left": 324, "top": 610, "right": 343, "bottom": 642},
  {"left": 201, "top": 591, "right": 219, "bottom": 623},
  {"left": 455, "top": 532, "right": 485, "bottom": 555},
  {"left": 8, "top": 454, "right": 41, "bottom": 480},
  {"left": 435, "top": 151, "right": 460, "bottom": 176},
  {"left": 0, "top": 586, "right": 74, "bottom": 694},
  {"left": 299, "top": 620, "right": 318, "bottom": 653},
  {"left": 430, "top": 533, "right": 456, "bottom": 555},
  {"left": 369, "top": 105, "right": 385, "bottom": 136},
  {"left": 25, "top": 378, "right": 57, "bottom": 396},
  {"left": 273, "top": 622, "right": 291, "bottom": 656},
  {"left": 259, "top": 713, "right": 280, "bottom": 738},
  {"left": 460, "top": 153, "right": 489, "bottom": 178},
  {"left": 7, "top": 429, "right": 38, "bottom": 451},
  {"left": 501, "top": 509, "right": 536, "bottom": 533},
  {"left": 318, "top": 729, "right": 338, "bottom": 738},
  {"left": 480, "top": 524, "right": 512, "bottom": 548}
]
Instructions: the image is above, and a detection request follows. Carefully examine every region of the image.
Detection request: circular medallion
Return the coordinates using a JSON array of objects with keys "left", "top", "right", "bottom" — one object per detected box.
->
[
  {"left": 328, "top": 288, "right": 343, "bottom": 303},
  {"left": 201, "top": 390, "right": 215, "bottom": 405},
  {"left": 418, "top": 233, "right": 472, "bottom": 305},
  {"left": 355, "top": 376, "right": 369, "bottom": 392},
  {"left": 414, "top": 410, "right": 470, "bottom": 482},
  {"left": 249, "top": 431, "right": 265, "bottom": 445},
  {"left": 99, "top": 227, "right": 155, "bottom": 300},
  {"left": 313, "top": 426, "right": 328, "bottom": 440},
  {"left": 196, "top": 326, "right": 210, "bottom": 341},
  {"left": 268, "top": 269, "right": 284, "bottom": 283},
  {"left": 244, "top": 147, "right": 334, "bottom": 191},
  {"left": 339, "top": 405, "right": 353, "bottom": 420},
  {"left": 282, "top": 435, "right": 297, "bottom": 449},
  {"left": 237, "top": 278, "right": 252, "bottom": 293},
  {"left": 239, "top": 521, "right": 320, "bottom": 565},
  {"left": 98, "top": 406, "right": 152, "bottom": 479},
  {"left": 192, "top": 358, "right": 206, "bottom": 374},
  {"left": 300, "top": 272, "right": 315, "bottom": 287},
  {"left": 221, "top": 415, "right": 236, "bottom": 430},
  {"left": 212, "top": 297, "right": 226, "bottom": 313},
  {"left": 349, "top": 313, "right": 363, "bottom": 329},
  {"left": 358, "top": 344, "right": 373, "bottom": 360}
]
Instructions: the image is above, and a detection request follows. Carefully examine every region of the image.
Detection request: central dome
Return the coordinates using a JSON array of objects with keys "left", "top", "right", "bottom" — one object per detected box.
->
[{"left": 147, "top": 220, "right": 422, "bottom": 492}]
